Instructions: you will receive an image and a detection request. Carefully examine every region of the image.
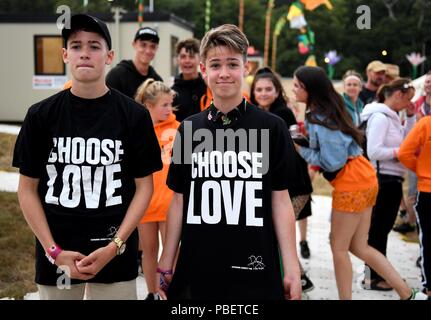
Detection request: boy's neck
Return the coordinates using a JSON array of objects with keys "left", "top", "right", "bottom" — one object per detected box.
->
[
  {"left": 71, "top": 81, "right": 109, "bottom": 99},
  {"left": 133, "top": 58, "right": 149, "bottom": 76},
  {"left": 212, "top": 96, "right": 244, "bottom": 114},
  {"left": 182, "top": 71, "right": 199, "bottom": 81}
]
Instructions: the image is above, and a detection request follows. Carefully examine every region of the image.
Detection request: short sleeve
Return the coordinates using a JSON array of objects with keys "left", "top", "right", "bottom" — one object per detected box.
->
[
  {"left": 270, "top": 118, "right": 299, "bottom": 191},
  {"left": 128, "top": 108, "right": 163, "bottom": 177},
  {"left": 167, "top": 122, "right": 186, "bottom": 193},
  {"left": 12, "top": 107, "right": 50, "bottom": 178}
]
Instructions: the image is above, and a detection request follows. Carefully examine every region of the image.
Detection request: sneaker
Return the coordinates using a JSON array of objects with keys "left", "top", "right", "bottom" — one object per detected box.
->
[
  {"left": 408, "top": 289, "right": 431, "bottom": 300},
  {"left": 301, "top": 273, "right": 314, "bottom": 292},
  {"left": 393, "top": 223, "right": 416, "bottom": 234},
  {"left": 145, "top": 293, "right": 161, "bottom": 300},
  {"left": 300, "top": 240, "right": 311, "bottom": 259}
]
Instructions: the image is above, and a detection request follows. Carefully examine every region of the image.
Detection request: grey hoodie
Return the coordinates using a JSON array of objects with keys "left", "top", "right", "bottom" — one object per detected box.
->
[{"left": 360, "top": 102, "right": 415, "bottom": 177}]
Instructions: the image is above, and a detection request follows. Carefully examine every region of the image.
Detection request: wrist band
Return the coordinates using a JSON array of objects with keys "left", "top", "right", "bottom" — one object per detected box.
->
[
  {"left": 45, "top": 244, "right": 63, "bottom": 265},
  {"left": 156, "top": 267, "right": 173, "bottom": 276}
]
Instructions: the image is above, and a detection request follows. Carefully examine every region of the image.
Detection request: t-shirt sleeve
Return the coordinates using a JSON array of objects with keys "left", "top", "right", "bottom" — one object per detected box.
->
[
  {"left": 12, "top": 106, "right": 50, "bottom": 178},
  {"left": 270, "top": 118, "right": 299, "bottom": 191},
  {"left": 167, "top": 122, "right": 186, "bottom": 193},
  {"left": 128, "top": 107, "right": 163, "bottom": 178}
]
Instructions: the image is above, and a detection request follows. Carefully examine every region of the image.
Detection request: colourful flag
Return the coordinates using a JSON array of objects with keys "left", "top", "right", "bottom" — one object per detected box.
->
[
  {"left": 138, "top": 0, "right": 144, "bottom": 26},
  {"left": 300, "top": 0, "right": 333, "bottom": 11}
]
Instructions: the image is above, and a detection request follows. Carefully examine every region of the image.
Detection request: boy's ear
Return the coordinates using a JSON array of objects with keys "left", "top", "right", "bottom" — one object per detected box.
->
[
  {"left": 62, "top": 48, "right": 69, "bottom": 64},
  {"left": 200, "top": 62, "right": 207, "bottom": 80},
  {"left": 106, "top": 49, "right": 114, "bottom": 66}
]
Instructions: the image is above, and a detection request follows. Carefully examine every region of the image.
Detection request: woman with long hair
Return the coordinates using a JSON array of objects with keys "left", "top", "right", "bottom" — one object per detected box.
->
[
  {"left": 250, "top": 67, "right": 314, "bottom": 293},
  {"left": 293, "top": 66, "right": 428, "bottom": 300}
]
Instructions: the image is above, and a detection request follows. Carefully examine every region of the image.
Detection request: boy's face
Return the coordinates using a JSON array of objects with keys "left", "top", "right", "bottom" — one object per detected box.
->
[
  {"left": 177, "top": 47, "right": 200, "bottom": 78},
  {"left": 133, "top": 39, "right": 158, "bottom": 65},
  {"left": 201, "top": 46, "right": 248, "bottom": 102},
  {"left": 62, "top": 30, "right": 113, "bottom": 84}
]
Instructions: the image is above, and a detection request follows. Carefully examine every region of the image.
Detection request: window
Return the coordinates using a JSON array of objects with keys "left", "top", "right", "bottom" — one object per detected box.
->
[{"left": 34, "top": 35, "right": 65, "bottom": 75}]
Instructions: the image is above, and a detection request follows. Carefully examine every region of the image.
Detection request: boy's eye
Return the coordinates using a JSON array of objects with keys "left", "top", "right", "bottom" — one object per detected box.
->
[{"left": 210, "top": 64, "right": 220, "bottom": 69}]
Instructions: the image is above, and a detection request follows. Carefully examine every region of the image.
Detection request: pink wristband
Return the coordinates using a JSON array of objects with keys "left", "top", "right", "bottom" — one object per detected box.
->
[
  {"left": 45, "top": 244, "right": 62, "bottom": 265},
  {"left": 156, "top": 267, "right": 173, "bottom": 276}
]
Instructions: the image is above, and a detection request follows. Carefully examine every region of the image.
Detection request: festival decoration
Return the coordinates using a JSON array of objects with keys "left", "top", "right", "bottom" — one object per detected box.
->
[
  {"left": 324, "top": 50, "right": 341, "bottom": 79},
  {"left": 406, "top": 52, "right": 426, "bottom": 79}
]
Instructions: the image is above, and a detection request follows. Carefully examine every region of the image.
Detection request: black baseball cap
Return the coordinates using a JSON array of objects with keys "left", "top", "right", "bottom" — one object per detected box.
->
[
  {"left": 62, "top": 14, "right": 112, "bottom": 50},
  {"left": 134, "top": 27, "right": 159, "bottom": 43}
]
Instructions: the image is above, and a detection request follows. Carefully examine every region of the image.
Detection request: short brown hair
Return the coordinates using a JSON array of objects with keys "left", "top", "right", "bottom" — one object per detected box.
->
[
  {"left": 176, "top": 38, "right": 200, "bottom": 55},
  {"left": 200, "top": 24, "right": 249, "bottom": 62}
]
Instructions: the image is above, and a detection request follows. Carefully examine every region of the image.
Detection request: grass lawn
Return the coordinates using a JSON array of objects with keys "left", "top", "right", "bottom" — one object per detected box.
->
[
  {"left": 0, "top": 191, "right": 36, "bottom": 299},
  {"left": 0, "top": 133, "right": 18, "bottom": 172}
]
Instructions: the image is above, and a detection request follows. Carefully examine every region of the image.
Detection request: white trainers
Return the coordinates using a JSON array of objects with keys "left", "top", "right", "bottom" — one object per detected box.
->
[{"left": 409, "top": 289, "right": 430, "bottom": 300}]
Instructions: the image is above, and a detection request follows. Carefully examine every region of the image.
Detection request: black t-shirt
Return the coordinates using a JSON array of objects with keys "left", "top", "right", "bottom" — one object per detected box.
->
[
  {"left": 106, "top": 60, "right": 163, "bottom": 98},
  {"left": 359, "top": 86, "right": 377, "bottom": 106},
  {"left": 166, "top": 100, "right": 298, "bottom": 299},
  {"left": 172, "top": 73, "right": 207, "bottom": 122},
  {"left": 13, "top": 88, "right": 163, "bottom": 285},
  {"left": 269, "top": 101, "right": 313, "bottom": 197}
]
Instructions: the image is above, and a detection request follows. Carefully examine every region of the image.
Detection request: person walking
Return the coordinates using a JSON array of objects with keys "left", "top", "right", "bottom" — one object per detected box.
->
[{"left": 293, "top": 66, "right": 428, "bottom": 300}]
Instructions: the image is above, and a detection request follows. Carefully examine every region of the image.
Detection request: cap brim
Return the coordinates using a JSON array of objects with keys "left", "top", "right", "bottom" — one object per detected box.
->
[{"left": 135, "top": 35, "right": 159, "bottom": 43}]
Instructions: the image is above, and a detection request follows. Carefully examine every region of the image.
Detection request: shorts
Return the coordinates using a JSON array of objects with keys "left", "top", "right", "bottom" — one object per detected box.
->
[
  {"left": 297, "top": 196, "right": 312, "bottom": 221},
  {"left": 332, "top": 184, "right": 378, "bottom": 213},
  {"left": 291, "top": 194, "right": 310, "bottom": 219}
]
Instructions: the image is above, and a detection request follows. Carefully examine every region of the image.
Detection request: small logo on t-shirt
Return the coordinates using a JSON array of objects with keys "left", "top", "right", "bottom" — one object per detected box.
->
[{"left": 231, "top": 255, "right": 265, "bottom": 271}]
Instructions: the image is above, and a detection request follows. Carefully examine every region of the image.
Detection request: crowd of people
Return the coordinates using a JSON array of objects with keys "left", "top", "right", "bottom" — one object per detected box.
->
[{"left": 12, "top": 13, "right": 430, "bottom": 300}]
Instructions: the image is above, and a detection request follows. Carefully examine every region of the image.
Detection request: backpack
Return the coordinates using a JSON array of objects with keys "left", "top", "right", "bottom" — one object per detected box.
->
[
  {"left": 358, "top": 119, "right": 371, "bottom": 160},
  {"left": 358, "top": 112, "right": 387, "bottom": 160},
  {"left": 359, "top": 113, "right": 388, "bottom": 174}
]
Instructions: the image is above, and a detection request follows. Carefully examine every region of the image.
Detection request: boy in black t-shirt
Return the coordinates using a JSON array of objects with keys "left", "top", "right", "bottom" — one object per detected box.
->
[
  {"left": 171, "top": 38, "right": 207, "bottom": 121},
  {"left": 13, "top": 14, "right": 162, "bottom": 299},
  {"left": 106, "top": 26, "right": 162, "bottom": 98},
  {"left": 157, "top": 24, "right": 301, "bottom": 300}
]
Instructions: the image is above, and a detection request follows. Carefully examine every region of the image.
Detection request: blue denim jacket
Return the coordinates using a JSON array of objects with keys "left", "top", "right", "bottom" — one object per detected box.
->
[{"left": 299, "top": 117, "right": 362, "bottom": 172}]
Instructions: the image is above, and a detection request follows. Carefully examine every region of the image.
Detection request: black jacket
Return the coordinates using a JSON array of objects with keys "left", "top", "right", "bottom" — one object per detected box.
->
[
  {"left": 106, "top": 60, "right": 163, "bottom": 99},
  {"left": 171, "top": 73, "right": 207, "bottom": 122}
]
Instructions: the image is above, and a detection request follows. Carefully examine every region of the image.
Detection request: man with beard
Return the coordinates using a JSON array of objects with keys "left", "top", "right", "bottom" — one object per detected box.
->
[{"left": 359, "top": 60, "right": 386, "bottom": 105}]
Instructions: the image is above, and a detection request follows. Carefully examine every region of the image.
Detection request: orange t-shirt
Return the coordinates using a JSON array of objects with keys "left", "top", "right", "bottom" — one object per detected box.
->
[
  {"left": 141, "top": 113, "right": 180, "bottom": 223},
  {"left": 398, "top": 116, "right": 431, "bottom": 192},
  {"left": 63, "top": 80, "right": 72, "bottom": 90}
]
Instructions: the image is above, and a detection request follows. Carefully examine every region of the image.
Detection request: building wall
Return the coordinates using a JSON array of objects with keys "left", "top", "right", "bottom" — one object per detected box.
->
[{"left": 0, "top": 20, "right": 193, "bottom": 122}]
